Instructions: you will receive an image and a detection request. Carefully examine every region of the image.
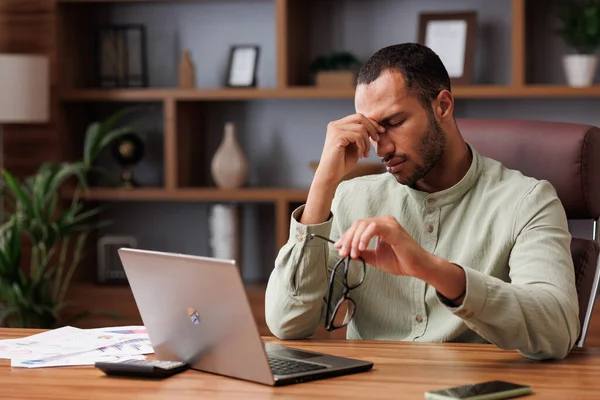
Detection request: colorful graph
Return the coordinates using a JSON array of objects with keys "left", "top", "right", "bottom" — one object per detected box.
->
[
  {"left": 106, "top": 328, "right": 147, "bottom": 335},
  {"left": 97, "top": 335, "right": 113, "bottom": 340},
  {"left": 96, "top": 338, "right": 151, "bottom": 354},
  {"left": 20, "top": 359, "right": 46, "bottom": 366},
  {"left": 15, "top": 341, "right": 39, "bottom": 346}
]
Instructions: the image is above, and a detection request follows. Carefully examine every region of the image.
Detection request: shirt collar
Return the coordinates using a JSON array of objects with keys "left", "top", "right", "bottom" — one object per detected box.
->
[{"left": 404, "top": 143, "right": 482, "bottom": 208}]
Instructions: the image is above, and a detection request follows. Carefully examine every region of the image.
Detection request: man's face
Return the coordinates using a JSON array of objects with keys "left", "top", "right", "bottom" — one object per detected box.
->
[{"left": 355, "top": 71, "right": 447, "bottom": 187}]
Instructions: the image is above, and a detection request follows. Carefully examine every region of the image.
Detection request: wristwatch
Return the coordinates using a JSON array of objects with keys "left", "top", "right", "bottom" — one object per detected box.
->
[{"left": 437, "top": 287, "right": 466, "bottom": 308}]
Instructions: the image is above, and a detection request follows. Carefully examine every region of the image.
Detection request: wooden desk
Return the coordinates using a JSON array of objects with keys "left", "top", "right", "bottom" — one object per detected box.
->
[{"left": 1, "top": 329, "right": 600, "bottom": 399}]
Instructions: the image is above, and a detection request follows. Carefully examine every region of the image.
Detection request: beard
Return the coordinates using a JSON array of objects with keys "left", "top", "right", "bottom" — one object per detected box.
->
[{"left": 386, "top": 111, "right": 447, "bottom": 187}]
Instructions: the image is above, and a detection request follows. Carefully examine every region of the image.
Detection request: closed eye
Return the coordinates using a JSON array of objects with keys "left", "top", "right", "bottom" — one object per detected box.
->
[{"left": 386, "top": 120, "right": 405, "bottom": 128}]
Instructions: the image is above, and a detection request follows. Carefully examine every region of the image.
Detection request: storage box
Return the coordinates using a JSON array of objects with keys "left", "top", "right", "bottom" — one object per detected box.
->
[{"left": 315, "top": 70, "right": 356, "bottom": 88}]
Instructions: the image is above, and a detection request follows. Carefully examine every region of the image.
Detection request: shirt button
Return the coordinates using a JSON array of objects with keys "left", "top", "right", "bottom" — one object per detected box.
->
[
  {"left": 416, "top": 315, "right": 423, "bottom": 323},
  {"left": 427, "top": 198, "right": 436, "bottom": 205},
  {"left": 297, "top": 227, "right": 306, "bottom": 235},
  {"left": 427, "top": 225, "right": 434, "bottom": 233},
  {"left": 296, "top": 235, "right": 303, "bottom": 243}
]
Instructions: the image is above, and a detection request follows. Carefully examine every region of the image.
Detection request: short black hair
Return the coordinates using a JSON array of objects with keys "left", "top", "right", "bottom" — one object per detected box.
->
[{"left": 356, "top": 43, "right": 451, "bottom": 109}]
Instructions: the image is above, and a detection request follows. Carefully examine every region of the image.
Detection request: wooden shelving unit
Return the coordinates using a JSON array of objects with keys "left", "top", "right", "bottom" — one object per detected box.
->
[
  {"left": 8, "top": 0, "right": 600, "bottom": 333},
  {"left": 59, "top": 87, "right": 357, "bottom": 101},
  {"left": 69, "top": 187, "right": 309, "bottom": 203},
  {"left": 59, "top": 84, "right": 600, "bottom": 102}
]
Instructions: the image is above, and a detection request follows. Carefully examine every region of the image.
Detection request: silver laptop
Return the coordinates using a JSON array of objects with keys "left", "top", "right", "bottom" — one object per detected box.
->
[{"left": 118, "top": 248, "right": 373, "bottom": 386}]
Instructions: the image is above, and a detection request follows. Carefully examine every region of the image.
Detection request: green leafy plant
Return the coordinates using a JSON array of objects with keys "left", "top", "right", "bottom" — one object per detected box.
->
[
  {"left": 555, "top": 0, "right": 600, "bottom": 54},
  {"left": 0, "top": 108, "right": 137, "bottom": 328},
  {"left": 309, "top": 51, "right": 362, "bottom": 73}
]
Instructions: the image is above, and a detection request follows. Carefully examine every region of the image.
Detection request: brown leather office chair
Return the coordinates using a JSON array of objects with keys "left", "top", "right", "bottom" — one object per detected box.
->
[{"left": 457, "top": 118, "right": 600, "bottom": 347}]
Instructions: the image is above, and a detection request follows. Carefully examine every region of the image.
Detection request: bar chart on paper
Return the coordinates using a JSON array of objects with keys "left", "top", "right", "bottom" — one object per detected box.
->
[
  {"left": 96, "top": 337, "right": 154, "bottom": 355},
  {"left": 0, "top": 325, "right": 154, "bottom": 368}
]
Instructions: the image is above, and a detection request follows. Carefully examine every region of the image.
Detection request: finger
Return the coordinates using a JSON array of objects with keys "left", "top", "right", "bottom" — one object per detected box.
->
[
  {"left": 366, "top": 217, "right": 400, "bottom": 246},
  {"left": 362, "top": 127, "right": 371, "bottom": 158},
  {"left": 368, "top": 117, "right": 386, "bottom": 135},
  {"left": 358, "top": 221, "right": 378, "bottom": 251},
  {"left": 337, "top": 113, "right": 369, "bottom": 126},
  {"left": 355, "top": 131, "right": 370, "bottom": 159},
  {"left": 340, "top": 130, "right": 368, "bottom": 159},
  {"left": 356, "top": 114, "right": 384, "bottom": 140},
  {"left": 338, "top": 113, "right": 384, "bottom": 137},
  {"left": 355, "top": 117, "right": 378, "bottom": 157},
  {"left": 351, "top": 221, "right": 371, "bottom": 258},
  {"left": 345, "top": 131, "right": 365, "bottom": 158},
  {"left": 339, "top": 124, "right": 372, "bottom": 158},
  {"left": 338, "top": 221, "right": 360, "bottom": 258}
]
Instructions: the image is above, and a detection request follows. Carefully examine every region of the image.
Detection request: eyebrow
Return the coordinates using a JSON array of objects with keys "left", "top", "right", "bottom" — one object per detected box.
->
[{"left": 379, "top": 111, "right": 407, "bottom": 126}]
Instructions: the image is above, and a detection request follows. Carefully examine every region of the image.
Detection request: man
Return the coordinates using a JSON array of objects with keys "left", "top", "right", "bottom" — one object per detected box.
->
[{"left": 264, "top": 43, "right": 579, "bottom": 360}]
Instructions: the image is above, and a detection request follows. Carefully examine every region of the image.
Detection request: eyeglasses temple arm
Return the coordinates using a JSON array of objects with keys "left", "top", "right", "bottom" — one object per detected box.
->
[{"left": 309, "top": 233, "right": 336, "bottom": 245}]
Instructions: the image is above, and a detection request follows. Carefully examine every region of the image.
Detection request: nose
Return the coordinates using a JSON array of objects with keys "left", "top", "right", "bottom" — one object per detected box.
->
[{"left": 375, "top": 135, "right": 394, "bottom": 158}]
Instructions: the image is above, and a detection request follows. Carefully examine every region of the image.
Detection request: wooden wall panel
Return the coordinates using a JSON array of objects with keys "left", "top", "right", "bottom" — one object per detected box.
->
[
  {"left": 0, "top": 0, "right": 55, "bottom": 14},
  {"left": 0, "top": 0, "right": 59, "bottom": 179},
  {"left": 276, "top": 0, "right": 311, "bottom": 87}
]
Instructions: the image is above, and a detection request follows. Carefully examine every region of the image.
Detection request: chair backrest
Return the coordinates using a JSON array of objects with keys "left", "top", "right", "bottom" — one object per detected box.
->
[{"left": 456, "top": 118, "right": 600, "bottom": 347}]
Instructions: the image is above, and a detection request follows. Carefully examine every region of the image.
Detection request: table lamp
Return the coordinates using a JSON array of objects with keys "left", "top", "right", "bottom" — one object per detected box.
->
[
  {"left": 0, "top": 53, "right": 50, "bottom": 172},
  {"left": 0, "top": 53, "right": 49, "bottom": 223}
]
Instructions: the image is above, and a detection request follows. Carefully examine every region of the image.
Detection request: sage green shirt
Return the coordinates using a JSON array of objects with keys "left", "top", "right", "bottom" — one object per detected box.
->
[{"left": 265, "top": 144, "right": 580, "bottom": 360}]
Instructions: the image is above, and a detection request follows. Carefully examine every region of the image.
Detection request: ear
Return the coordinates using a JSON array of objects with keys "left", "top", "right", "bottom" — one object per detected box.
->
[{"left": 434, "top": 90, "right": 454, "bottom": 122}]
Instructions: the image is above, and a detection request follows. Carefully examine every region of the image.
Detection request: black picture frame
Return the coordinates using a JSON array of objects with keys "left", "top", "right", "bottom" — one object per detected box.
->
[
  {"left": 95, "top": 24, "right": 149, "bottom": 88},
  {"left": 226, "top": 45, "right": 260, "bottom": 88}
]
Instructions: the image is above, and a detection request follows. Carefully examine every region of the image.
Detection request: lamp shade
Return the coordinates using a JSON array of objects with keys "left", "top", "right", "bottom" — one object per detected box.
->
[{"left": 0, "top": 54, "right": 49, "bottom": 123}]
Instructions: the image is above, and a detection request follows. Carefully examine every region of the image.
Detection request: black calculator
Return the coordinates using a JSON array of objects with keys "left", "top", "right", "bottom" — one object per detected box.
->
[{"left": 95, "top": 359, "right": 190, "bottom": 379}]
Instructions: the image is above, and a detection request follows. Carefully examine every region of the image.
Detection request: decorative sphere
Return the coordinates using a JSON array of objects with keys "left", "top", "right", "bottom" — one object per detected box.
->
[{"left": 112, "top": 133, "right": 145, "bottom": 166}]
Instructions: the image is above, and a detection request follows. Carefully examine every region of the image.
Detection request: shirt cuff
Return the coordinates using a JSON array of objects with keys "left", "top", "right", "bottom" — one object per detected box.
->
[
  {"left": 289, "top": 205, "right": 334, "bottom": 247},
  {"left": 437, "top": 265, "right": 488, "bottom": 320}
]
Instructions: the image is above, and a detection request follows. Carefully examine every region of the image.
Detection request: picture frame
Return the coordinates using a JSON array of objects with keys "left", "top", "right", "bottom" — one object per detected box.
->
[
  {"left": 95, "top": 24, "right": 149, "bottom": 88},
  {"left": 418, "top": 11, "right": 477, "bottom": 85},
  {"left": 226, "top": 45, "right": 260, "bottom": 88}
]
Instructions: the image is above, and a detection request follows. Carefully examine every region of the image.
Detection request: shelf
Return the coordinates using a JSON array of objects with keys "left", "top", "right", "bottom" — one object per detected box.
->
[
  {"left": 67, "top": 187, "right": 309, "bottom": 203},
  {"left": 59, "top": 89, "right": 172, "bottom": 102},
  {"left": 500, "top": 85, "right": 600, "bottom": 97},
  {"left": 58, "top": 0, "right": 168, "bottom": 3},
  {"left": 58, "top": 85, "right": 600, "bottom": 102},
  {"left": 58, "top": 87, "right": 357, "bottom": 102}
]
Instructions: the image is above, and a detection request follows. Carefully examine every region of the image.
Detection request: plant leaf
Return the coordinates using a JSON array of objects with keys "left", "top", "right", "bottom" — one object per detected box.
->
[
  {"left": 83, "top": 122, "right": 101, "bottom": 167},
  {"left": 2, "top": 170, "right": 32, "bottom": 214},
  {"left": 0, "top": 306, "right": 17, "bottom": 325}
]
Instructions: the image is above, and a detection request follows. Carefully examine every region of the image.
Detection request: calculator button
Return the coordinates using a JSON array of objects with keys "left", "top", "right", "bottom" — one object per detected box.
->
[
  {"left": 157, "top": 362, "right": 186, "bottom": 370},
  {"left": 140, "top": 360, "right": 164, "bottom": 366}
]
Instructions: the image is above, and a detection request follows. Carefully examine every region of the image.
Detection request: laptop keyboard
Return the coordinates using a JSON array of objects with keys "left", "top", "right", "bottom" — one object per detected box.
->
[{"left": 267, "top": 356, "right": 327, "bottom": 376}]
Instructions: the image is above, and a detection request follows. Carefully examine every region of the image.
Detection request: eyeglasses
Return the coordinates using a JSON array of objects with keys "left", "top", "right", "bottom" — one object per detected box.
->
[{"left": 309, "top": 234, "right": 366, "bottom": 331}]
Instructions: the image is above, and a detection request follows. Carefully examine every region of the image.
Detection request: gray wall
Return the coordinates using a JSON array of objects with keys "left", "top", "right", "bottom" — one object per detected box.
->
[{"left": 93, "top": 0, "right": 598, "bottom": 283}]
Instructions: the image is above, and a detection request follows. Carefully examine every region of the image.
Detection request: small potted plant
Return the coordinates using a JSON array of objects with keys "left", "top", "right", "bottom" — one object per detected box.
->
[
  {"left": 555, "top": 0, "right": 600, "bottom": 87},
  {"left": 309, "top": 51, "right": 362, "bottom": 88}
]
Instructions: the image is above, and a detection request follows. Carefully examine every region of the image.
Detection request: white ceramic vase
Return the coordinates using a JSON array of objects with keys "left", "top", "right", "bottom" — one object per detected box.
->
[
  {"left": 563, "top": 54, "right": 598, "bottom": 87},
  {"left": 210, "top": 122, "right": 248, "bottom": 189},
  {"left": 208, "top": 203, "right": 240, "bottom": 261}
]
